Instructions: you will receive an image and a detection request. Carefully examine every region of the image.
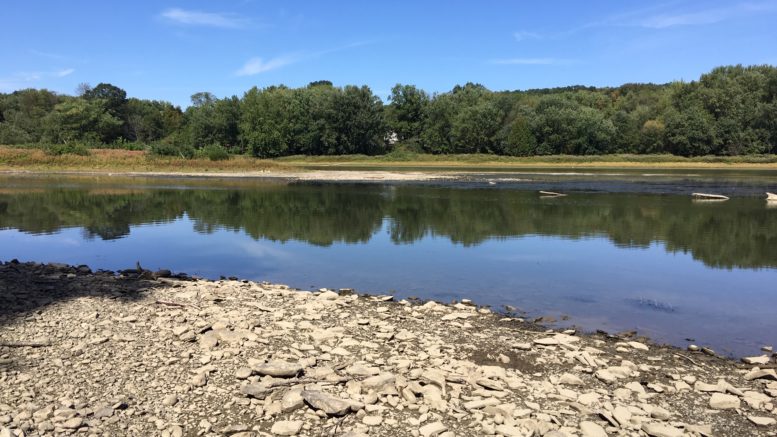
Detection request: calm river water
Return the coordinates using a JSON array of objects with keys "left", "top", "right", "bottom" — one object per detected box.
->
[{"left": 1, "top": 171, "right": 776, "bottom": 356}]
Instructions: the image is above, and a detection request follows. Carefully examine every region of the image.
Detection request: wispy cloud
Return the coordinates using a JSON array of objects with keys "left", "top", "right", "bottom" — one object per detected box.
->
[
  {"left": 54, "top": 68, "right": 75, "bottom": 77},
  {"left": 639, "top": 2, "right": 777, "bottom": 29},
  {"left": 160, "top": 8, "right": 248, "bottom": 28},
  {"left": 0, "top": 68, "right": 76, "bottom": 91},
  {"left": 29, "top": 49, "right": 68, "bottom": 60},
  {"left": 513, "top": 31, "right": 542, "bottom": 42},
  {"left": 236, "top": 55, "right": 299, "bottom": 76},
  {"left": 235, "top": 40, "right": 378, "bottom": 76},
  {"left": 491, "top": 58, "right": 570, "bottom": 65},
  {"left": 518, "top": 1, "right": 777, "bottom": 41}
]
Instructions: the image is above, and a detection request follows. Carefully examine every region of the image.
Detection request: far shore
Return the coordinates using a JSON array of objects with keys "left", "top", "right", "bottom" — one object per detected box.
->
[{"left": 3, "top": 147, "right": 777, "bottom": 177}]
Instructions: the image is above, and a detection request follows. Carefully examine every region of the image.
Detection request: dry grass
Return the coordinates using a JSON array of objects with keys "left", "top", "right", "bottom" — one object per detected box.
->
[
  {"left": 277, "top": 153, "right": 777, "bottom": 169},
  {"left": 3, "top": 147, "right": 777, "bottom": 174},
  {"left": 0, "top": 147, "right": 288, "bottom": 173}
]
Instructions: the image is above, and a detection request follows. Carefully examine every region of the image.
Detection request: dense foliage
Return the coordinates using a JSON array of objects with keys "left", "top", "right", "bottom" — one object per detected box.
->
[{"left": 1, "top": 65, "right": 776, "bottom": 157}]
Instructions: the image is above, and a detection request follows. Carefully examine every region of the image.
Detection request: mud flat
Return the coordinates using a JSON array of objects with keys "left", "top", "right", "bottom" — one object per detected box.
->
[{"left": 1, "top": 260, "right": 776, "bottom": 436}]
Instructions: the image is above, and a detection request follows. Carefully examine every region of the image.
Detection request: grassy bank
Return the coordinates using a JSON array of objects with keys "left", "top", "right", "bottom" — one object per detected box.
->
[
  {"left": 0, "top": 147, "right": 284, "bottom": 173},
  {"left": 2, "top": 146, "right": 777, "bottom": 173}
]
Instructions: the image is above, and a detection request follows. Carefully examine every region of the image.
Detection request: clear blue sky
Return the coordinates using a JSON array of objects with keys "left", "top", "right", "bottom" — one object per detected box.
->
[{"left": 2, "top": 1, "right": 776, "bottom": 107}]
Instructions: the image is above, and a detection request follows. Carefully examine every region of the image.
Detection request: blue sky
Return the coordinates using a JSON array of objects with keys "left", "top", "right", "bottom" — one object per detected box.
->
[{"left": 2, "top": 0, "right": 777, "bottom": 107}]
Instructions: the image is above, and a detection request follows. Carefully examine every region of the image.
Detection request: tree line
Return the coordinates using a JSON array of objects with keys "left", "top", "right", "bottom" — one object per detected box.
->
[{"left": 1, "top": 65, "right": 776, "bottom": 157}]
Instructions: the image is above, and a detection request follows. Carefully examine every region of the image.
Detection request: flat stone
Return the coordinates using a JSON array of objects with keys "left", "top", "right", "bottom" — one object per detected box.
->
[
  {"left": 748, "top": 416, "right": 777, "bottom": 426},
  {"left": 362, "top": 415, "right": 383, "bottom": 426},
  {"left": 254, "top": 360, "right": 303, "bottom": 377},
  {"left": 318, "top": 291, "right": 339, "bottom": 300},
  {"left": 463, "top": 398, "right": 501, "bottom": 410},
  {"left": 235, "top": 367, "right": 253, "bottom": 379},
  {"left": 744, "top": 368, "right": 777, "bottom": 381},
  {"left": 579, "top": 421, "right": 607, "bottom": 437},
  {"left": 612, "top": 405, "right": 631, "bottom": 427},
  {"left": 419, "top": 421, "right": 448, "bottom": 437},
  {"left": 362, "top": 373, "right": 396, "bottom": 389},
  {"left": 271, "top": 420, "right": 303, "bottom": 436},
  {"left": 641, "top": 422, "right": 684, "bottom": 437},
  {"left": 494, "top": 424, "right": 523, "bottom": 436},
  {"left": 302, "top": 390, "right": 353, "bottom": 416},
  {"left": 241, "top": 383, "right": 271, "bottom": 399},
  {"left": 742, "top": 355, "right": 771, "bottom": 365},
  {"left": 281, "top": 389, "right": 304, "bottom": 412},
  {"left": 558, "top": 373, "right": 584, "bottom": 386},
  {"left": 628, "top": 341, "right": 649, "bottom": 351},
  {"left": 93, "top": 407, "right": 114, "bottom": 419},
  {"left": 709, "top": 393, "right": 740, "bottom": 410},
  {"left": 62, "top": 417, "right": 84, "bottom": 429}
]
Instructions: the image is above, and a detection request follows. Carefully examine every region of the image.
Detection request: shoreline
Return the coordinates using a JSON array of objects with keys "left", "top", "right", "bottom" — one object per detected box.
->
[
  {"left": 1, "top": 260, "right": 776, "bottom": 436},
  {"left": 2, "top": 164, "right": 777, "bottom": 186}
]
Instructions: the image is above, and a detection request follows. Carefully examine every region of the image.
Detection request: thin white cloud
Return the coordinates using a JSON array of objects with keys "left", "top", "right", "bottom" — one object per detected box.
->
[
  {"left": 160, "top": 8, "right": 248, "bottom": 28},
  {"left": 54, "top": 68, "right": 75, "bottom": 77},
  {"left": 491, "top": 58, "right": 568, "bottom": 65},
  {"left": 640, "top": 2, "right": 777, "bottom": 29},
  {"left": 235, "top": 40, "right": 378, "bottom": 76},
  {"left": 0, "top": 68, "right": 76, "bottom": 91},
  {"left": 29, "top": 49, "right": 68, "bottom": 60},
  {"left": 513, "top": 31, "right": 542, "bottom": 42},
  {"left": 236, "top": 55, "right": 298, "bottom": 76}
]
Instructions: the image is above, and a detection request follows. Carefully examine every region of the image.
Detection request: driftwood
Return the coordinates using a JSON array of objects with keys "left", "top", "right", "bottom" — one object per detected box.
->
[
  {"left": 539, "top": 190, "right": 567, "bottom": 197},
  {"left": 691, "top": 193, "right": 729, "bottom": 200}
]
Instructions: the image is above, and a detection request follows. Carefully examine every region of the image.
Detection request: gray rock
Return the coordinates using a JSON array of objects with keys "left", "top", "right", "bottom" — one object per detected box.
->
[
  {"left": 302, "top": 390, "right": 354, "bottom": 416},
  {"left": 641, "top": 422, "right": 684, "bottom": 437},
  {"left": 162, "top": 395, "right": 178, "bottom": 407},
  {"left": 62, "top": 417, "right": 84, "bottom": 429},
  {"left": 579, "top": 421, "right": 607, "bottom": 437},
  {"left": 254, "top": 360, "right": 303, "bottom": 378},
  {"left": 241, "top": 383, "right": 271, "bottom": 399},
  {"left": 270, "top": 420, "right": 303, "bottom": 436},
  {"left": 709, "top": 393, "right": 740, "bottom": 409},
  {"left": 419, "top": 421, "right": 447, "bottom": 437}
]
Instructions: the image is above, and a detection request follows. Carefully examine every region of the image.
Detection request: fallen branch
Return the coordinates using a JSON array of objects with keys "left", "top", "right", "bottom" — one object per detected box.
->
[
  {"left": 0, "top": 341, "right": 52, "bottom": 348},
  {"left": 672, "top": 352, "right": 707, "bottom": 368},
  {"left": 155, "top": 300, "right": 189, "bottom": 308}
]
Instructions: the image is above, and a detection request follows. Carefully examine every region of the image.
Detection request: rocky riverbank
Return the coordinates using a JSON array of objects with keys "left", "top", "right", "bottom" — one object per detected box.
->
[{"left": 1, "top": 260, "right": 776, "bottom": 437}]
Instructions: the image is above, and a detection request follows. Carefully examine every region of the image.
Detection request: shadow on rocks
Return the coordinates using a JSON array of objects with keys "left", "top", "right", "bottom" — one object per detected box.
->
[{"left": 0, "top": 259, "right": 171, "bottom": 330}]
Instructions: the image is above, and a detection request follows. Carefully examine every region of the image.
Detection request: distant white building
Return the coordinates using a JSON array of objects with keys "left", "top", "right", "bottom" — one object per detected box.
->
[{"left": 386, "top": 131, "right": 399, "bottom": 145}]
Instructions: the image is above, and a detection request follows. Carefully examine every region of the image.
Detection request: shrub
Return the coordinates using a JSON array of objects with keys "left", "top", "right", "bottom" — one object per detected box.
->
[
  {"left": 43, "top": 142, "right": 91, "bottom": 156},
  {"left": 150, "top": 142, "right": 195, "bottom": 158},
  {"left": 196, "top": 144, "right": 230, "bottom": 161}
]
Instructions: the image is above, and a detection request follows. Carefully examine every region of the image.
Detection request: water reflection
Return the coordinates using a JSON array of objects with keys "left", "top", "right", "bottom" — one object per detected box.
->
[{"left": 1, "top": 182, "right": 775, "bottom": 269}]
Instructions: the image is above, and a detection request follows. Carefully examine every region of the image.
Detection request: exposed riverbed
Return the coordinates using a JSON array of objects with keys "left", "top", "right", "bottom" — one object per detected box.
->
[{"left": 1, "top": 261, "right": 776, "bottom": 436}]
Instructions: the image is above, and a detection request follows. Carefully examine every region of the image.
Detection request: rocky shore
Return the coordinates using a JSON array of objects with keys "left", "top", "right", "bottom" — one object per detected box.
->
[{"left": 1, "top": 260, "right": 776, "bottom": 437}]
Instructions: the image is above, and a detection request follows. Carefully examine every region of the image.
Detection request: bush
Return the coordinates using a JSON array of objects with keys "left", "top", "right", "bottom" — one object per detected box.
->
[
  {"left": 43, "top": 142, "right": 91, "bottom": 156},
  {"left": 102, "top": 138, "right": 147, "bottom": 151},
  {"left": 150, "top": 142, "right": 195, "bottom": 158},
  {"left": 196, "top": 144, "right": 230, "bottom": 161}
]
